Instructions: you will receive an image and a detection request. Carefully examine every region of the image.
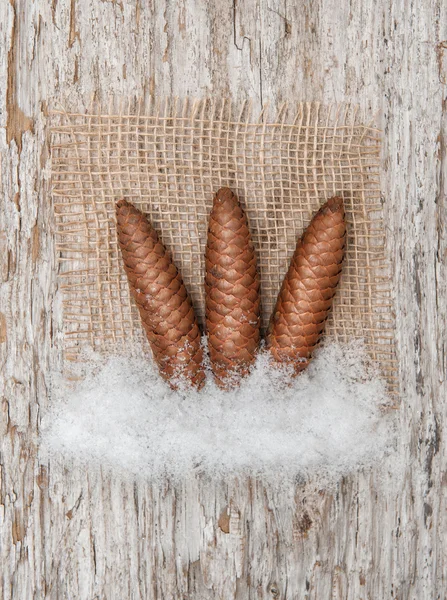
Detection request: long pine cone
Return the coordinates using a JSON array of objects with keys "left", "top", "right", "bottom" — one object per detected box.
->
[
  {"left": 267, "top": 196, "right": 346, "bottom": 374},
  {"left": 205, "top": 188, "right": 261, "bottom": 389},
  {"left": 116, "top": 200, "right": 205, "bottom": 390}
]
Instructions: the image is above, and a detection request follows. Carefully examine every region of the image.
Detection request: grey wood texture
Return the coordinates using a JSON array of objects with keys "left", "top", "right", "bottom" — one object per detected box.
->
[{"left": 0, "top": 0, "right": 446, "bottom": 598}]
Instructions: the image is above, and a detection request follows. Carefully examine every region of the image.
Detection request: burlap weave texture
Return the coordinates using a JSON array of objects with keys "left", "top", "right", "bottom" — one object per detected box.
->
[{"left": 50, "top": 99, "right": 397, "bottom": 394}]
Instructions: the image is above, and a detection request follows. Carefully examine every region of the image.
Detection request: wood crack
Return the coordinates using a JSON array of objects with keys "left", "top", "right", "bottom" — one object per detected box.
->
[
  {"left": 6, "top": 0, "right": 34, "bottom": 156},
  {"left": 68, "top": 0, "right": 80, "bottom": 48},
  {"left": 232, "top": 0, "right": 251, "bottom": 52}
]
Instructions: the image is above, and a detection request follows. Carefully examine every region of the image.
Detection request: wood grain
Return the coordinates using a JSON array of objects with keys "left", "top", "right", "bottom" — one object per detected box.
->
[{"left": 0, "top": 0, "right": 446, "bottom": 597}]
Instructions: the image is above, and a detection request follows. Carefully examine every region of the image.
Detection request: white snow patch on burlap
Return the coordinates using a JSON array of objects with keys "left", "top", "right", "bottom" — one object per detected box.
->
[{"left": 40, "top": 340, "right": 396, "bottom": 484}]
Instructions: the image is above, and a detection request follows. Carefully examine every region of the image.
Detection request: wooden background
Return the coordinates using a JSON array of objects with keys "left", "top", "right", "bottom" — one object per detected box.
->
[{"left": 0, "top": 1, "right": 446, "bottom": 598}]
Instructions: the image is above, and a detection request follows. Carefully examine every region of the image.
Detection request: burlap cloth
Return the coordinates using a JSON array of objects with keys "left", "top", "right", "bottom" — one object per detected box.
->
[{"left": 50, "top": 99, "right": 397, "bottom": 395}]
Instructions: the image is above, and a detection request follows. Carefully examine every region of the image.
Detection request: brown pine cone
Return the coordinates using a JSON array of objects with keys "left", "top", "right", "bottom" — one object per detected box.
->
[
  {"left": 205, "top": 187, "right": 261, "bottom": 389},
  {"left": 116, "top": 199, "right": 205, "bottom": 390},
  {"left": 266, "top": 196, "right": 346, "bottom": 374}
]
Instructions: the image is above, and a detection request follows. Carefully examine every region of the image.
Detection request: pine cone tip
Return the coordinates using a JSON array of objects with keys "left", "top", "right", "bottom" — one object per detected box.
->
[
  {"left": 214, "top": 187, "right": 238, "bottom": 207},
  {"left": 323, "top": 195, "right": 344, "bottom": 214},
  {"left": 116, "top": 198, "right": 131, "bottom": 210}
]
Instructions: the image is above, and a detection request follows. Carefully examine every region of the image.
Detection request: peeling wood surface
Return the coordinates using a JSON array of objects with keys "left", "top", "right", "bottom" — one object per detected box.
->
[{"left": 0, "top": 1, "right": 446, "bottom": 598}]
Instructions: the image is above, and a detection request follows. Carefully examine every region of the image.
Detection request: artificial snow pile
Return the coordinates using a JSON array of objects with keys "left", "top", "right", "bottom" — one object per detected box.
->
[{"left": 40, "top": 340, "right": 396, "bottom": 484}]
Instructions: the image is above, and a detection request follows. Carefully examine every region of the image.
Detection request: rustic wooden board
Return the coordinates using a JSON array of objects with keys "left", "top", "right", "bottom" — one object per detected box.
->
[{"left": 0, "top": 0, "right": 446, "bottom": 598}]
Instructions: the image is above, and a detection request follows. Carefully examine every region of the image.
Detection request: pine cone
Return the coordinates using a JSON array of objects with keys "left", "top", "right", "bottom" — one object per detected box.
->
[
  {"left": 205, "top": 187, "right": 261, "bottom": 389},
  {"left": 116, "top": 200, "right": 205, "bottom": 390},
  {"left": 266, "top": 196, "right": 346, "bottom": 374}
]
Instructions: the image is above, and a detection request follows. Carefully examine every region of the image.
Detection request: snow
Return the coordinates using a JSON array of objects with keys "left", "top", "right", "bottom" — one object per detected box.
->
[{"left": 40, "top": 340, "right": 396, "bottom": 485}]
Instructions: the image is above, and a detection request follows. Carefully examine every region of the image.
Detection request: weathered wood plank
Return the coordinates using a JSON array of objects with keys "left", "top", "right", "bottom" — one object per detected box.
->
[{"left": 0, "top": 0, "right": 446, "bottom": 597}]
